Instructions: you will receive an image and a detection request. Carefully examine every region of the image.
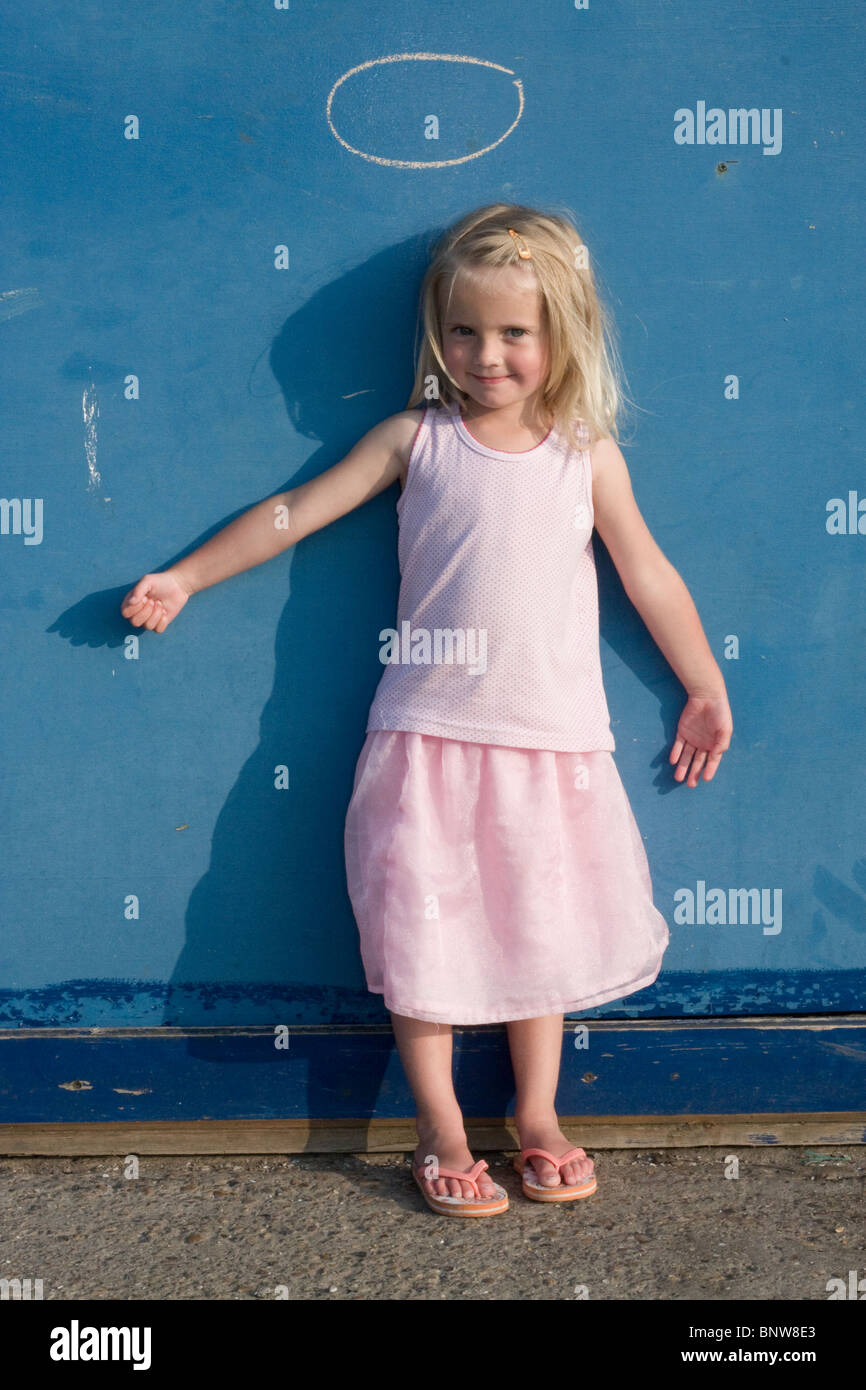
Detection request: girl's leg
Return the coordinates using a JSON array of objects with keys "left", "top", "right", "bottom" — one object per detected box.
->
[
  {"left": 389, "top": 1011, "right": 500, "bottom": 1200},
  {"left": 505, "top": 1013, "right": 595, "bottom": 1188}
]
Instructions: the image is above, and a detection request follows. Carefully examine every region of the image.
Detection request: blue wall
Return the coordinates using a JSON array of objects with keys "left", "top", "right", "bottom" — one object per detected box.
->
[{"left": 2, "top": 0, "right": 864, "bottom": 1039}]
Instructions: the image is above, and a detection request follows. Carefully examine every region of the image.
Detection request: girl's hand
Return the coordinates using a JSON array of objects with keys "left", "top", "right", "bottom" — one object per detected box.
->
[
  {"left": 120, "top": 568, "right": 193, "bottom": 634},
  {"left": 669, "top": 692, "right": 733, "bottom": 787}
]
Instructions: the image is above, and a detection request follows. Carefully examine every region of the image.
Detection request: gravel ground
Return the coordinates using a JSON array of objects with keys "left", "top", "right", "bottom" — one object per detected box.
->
[{"left": 1, "top": 1146, "right": 863, "bottom": 1301}]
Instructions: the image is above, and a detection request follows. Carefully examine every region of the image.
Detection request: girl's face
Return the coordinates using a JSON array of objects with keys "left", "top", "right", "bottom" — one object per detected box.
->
[{"left": 439, "top": 267, "right": 550, "bottom": 411}]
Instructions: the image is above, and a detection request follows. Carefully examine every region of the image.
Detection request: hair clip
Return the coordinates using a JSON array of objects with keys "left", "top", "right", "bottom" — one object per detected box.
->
[{"left": 507, "top": 227, "right": 532, "bottom": 259}]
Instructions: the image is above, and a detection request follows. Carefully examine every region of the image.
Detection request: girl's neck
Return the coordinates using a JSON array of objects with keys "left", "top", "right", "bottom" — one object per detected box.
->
[{"left": 458, "top": 397, "right": 554, "bottom": 450}]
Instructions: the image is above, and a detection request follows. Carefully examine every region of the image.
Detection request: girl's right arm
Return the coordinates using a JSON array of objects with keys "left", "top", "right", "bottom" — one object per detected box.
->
[{"left": 120, "top": 411, "right": 419, "bottom": 633}]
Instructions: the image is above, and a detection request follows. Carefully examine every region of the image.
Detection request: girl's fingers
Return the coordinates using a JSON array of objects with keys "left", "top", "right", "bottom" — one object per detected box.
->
[
  {"left": 676, "top": 746, "right": 728, "bottom": 785},
  {"left": 126, "top": 593, "right": 156, "bottom": 619},
  {"left": 701, "top": 752, "right": 723, "bottom": 781},
  {"left": 673, "top": 742, "right": 694, "bottom": 779},
  {"left": 671, "top": 714, "right": 731, "bottom": 783},
  {"left": 128, "top": 599, "right": 153, "bottom": 626},
  {"left": 125, "top": 581, "right": 154, "bottom": 609},
  {"left": 123, "top": 594, "right": 173, "bottom": 632},
  {"left": 686, "top": 749, "right": 708, "bottom": 786}
]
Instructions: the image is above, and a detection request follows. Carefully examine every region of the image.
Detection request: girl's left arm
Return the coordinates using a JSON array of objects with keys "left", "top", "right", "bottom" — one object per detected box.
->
[{"left": 590, "top": 436, "right": 733, "bottom": 788}]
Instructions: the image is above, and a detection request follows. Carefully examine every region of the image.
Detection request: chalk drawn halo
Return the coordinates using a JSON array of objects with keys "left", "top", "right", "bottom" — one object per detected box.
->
[{"left": 326, "top": 51, "right": 525, "bottom": 168}]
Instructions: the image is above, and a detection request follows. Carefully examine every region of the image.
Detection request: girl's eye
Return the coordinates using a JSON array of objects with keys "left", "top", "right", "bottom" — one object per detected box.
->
[{"left": 451, "top": 327, "right": 526, "bottom": 337}]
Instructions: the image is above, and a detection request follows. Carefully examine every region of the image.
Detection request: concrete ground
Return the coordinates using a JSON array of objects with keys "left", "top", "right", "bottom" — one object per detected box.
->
[{"left": 1, "top": 1146, "right": 863, "bottom": 1300}]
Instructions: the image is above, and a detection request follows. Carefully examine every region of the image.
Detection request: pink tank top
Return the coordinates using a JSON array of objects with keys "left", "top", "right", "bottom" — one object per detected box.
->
[{"left": 365, "top": 400, "right": 616, "bottom": 752}]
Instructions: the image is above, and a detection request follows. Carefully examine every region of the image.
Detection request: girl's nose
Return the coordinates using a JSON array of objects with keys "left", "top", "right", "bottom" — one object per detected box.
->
[{"left": 473, "top": 340, "right": 505, "bottom": 360}]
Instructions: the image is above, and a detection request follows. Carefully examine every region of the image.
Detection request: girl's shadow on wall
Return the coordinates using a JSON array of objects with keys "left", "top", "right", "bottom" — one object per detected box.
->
[{"left": 158, "top": 236, "right": 434, "bottom": 1121}]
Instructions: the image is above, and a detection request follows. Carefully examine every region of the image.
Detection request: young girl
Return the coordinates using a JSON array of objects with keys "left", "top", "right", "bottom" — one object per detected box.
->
[{"left": 121, "top": 203, "right": 733, "bottom": 1219}]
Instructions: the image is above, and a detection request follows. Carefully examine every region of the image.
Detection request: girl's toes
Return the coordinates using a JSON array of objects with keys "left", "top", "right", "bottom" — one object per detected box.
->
[{"left": 533, "top": 1161, "right": 561, "bottom": 1187}]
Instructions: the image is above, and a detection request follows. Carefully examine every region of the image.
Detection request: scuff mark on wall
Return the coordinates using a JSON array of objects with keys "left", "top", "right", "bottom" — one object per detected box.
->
[
  {"left": 2, "top": 970, "right": 865, "bottom": 1030},
  {"left": 0, "top": 288, "right": 43, "bottom": 322}
]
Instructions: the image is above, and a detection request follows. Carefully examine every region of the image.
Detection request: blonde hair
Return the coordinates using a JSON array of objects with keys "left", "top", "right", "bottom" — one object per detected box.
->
[{"left": 406, "top": 202, "right": 632, "bottom": 453}]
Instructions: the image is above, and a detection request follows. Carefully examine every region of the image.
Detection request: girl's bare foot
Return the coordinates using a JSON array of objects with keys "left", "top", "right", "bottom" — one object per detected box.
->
[
  {"left": 514, "top": 1112, "right": 595, "bottom": 1188},
  {"left": 413, "top": 1120, "right": 500, "bottom": 1201}
]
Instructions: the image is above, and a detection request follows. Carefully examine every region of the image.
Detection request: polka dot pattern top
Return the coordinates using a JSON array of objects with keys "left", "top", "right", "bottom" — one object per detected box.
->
[{"left": 365, "top": 400, "right": 616, "bottom": 752}]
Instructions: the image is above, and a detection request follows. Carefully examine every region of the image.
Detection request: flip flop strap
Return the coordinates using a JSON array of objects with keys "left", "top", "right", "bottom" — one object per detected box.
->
[
  {"left": 522, "top": 1146, "right": 585, "bottom": 1171},
  {"left": 420, "top": 1157, "right": 488, "bottom": 1194},
  {"left": 555, "top": 1147, "right": 586, "bottom": 1165}
]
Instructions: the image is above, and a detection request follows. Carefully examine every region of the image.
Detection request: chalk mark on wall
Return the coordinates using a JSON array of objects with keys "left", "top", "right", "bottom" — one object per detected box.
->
[
  {"left": 326, "top": 52, "right": 524, "bottom": 168},
  {"left": 83, "top": 384, "right": 102, "bottom": 491}
]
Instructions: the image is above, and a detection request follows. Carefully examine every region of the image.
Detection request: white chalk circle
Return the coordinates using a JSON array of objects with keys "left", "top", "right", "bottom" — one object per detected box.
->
[{"left": 326, "top": 51, "right": 525, "bottom": 168}]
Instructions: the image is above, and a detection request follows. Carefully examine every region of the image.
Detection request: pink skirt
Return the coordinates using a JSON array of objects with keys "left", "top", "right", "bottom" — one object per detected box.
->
[{"left": 343, "top": 731, "right": 670, "bottom": 1025}]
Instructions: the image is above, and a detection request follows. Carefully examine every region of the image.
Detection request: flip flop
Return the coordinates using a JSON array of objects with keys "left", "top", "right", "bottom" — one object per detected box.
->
[
  {"left": 513, "top": 1146, "right": 597, "bottom": 1202},
  {"left": 411, "top": 1157, "right": 509, "bottom": 1216}
]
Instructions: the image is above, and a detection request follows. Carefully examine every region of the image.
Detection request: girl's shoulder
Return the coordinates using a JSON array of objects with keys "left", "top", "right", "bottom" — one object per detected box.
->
[
  {"left": 399, "top": 401, "right": 457, "bottom": 440},
  {"left": 388, "top": 407, "right": 429, "bottom": 491},
  {"left": 390, "top": 407, "right": 427, "bottom": 461}
]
